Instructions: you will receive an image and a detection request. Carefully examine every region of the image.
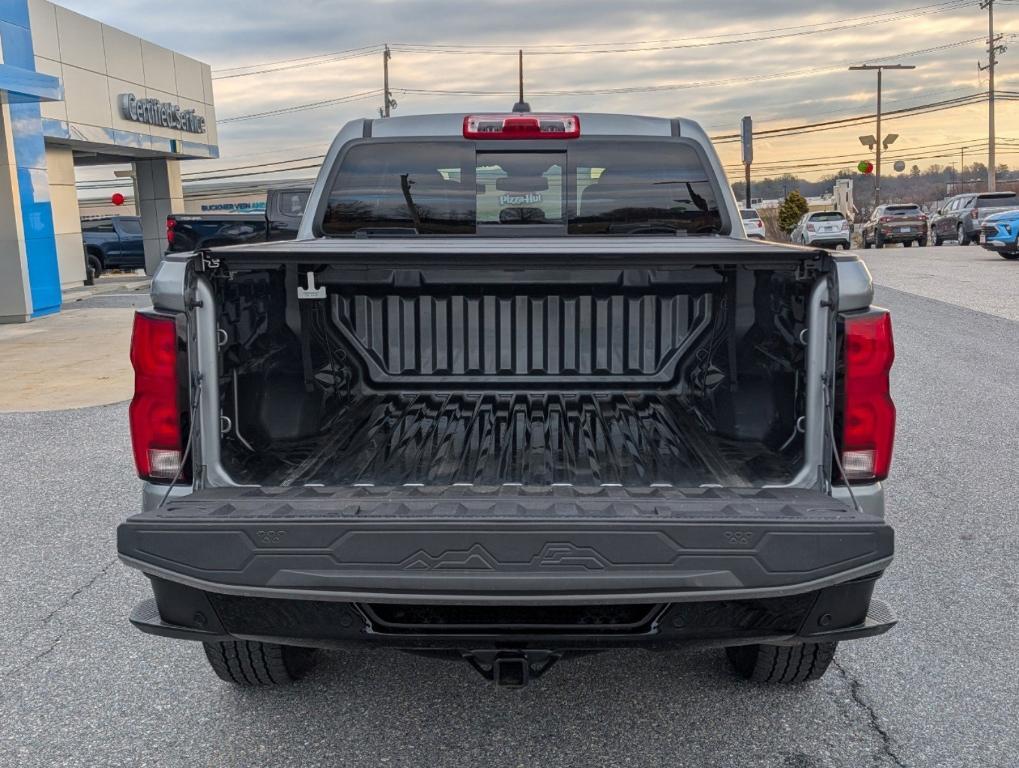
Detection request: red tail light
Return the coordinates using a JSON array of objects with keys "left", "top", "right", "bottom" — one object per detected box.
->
[
  {"left": 807, "top": 224, "right": 816, "bottom": 232},
  {"left": 463, "top": 114, "right": 580, "bottom": 140},
  {"left": 879, "top": 216, "right": 893, "bottom": 223},
  {"left": 129, "top": 312, "right": 187, "bottom": 482},
  {"left": 839, "top": 310, "right": 896, "bottom": 482},
  {"left": 166, "top": 216, "right": 176, "bottom": 246}
]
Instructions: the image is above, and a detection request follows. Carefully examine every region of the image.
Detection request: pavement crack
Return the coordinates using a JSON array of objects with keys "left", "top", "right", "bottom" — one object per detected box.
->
[
  {"left": 834, "top": 659, "right": 907, "bottom": 768},
  {"left": 35, "top": 558, "right": 118, "bottom": 628},
  {"left": 1, "top": 558, "right": 118, "bottom": 680}
]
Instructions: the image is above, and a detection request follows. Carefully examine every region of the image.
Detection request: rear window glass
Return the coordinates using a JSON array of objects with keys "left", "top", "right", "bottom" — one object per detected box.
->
[
  {"left": 477, "top": 152, "right": 564, "bottom": 225},
  {"left": 740, "top": 209, "right": 759, "bottom": 220},
  {"left": 810, "top": 212, "right": 845, "bottom": 221},
  {"left": 885, "top": 206, "right": 921, "bottom": 215},
  {"left": 976, "top": 193, "right": 1017, "bottom": 202},
  {"left": 320, "top": 140, "right": 722, "bottom": 236},
  {"left": 82, "top": 220, "right": 115, "bottom": 233},
  {"left": 570, "top": 142, "right": 720, "bottom": 235},
  {"left": 277, "top": 190, "right": 310, "bottom": 216}
]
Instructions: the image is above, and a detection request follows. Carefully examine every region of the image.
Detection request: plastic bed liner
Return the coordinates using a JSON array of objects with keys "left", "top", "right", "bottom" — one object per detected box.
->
[
  {"left": 249, "top": 391, "right": 790, "bottom": 488},
  {"left": 117, "top": 486, "right": 893, "bottom": 604}
]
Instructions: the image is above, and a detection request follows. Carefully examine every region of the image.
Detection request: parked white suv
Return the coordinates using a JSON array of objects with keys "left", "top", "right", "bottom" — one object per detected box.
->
[
  {"left": 792, "top": 211, "right": 851, "bottom": 250},
  {"left": 741, "top": 208, "right": 766, "bottom": 239}
]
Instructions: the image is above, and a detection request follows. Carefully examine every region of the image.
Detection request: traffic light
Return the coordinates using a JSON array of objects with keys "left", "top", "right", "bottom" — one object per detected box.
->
[{"left": 857, "top": 160, "right": 875, "bottom": 174}]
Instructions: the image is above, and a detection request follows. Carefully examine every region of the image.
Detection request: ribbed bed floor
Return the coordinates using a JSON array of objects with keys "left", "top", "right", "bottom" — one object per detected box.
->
[{"left": 256, "top": 392, "right": 788, "bottom": 488}]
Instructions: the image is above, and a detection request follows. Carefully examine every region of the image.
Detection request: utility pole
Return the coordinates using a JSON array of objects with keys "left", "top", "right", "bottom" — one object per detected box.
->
[
  {"left": 850, "top": 64, "right": 916, "bottom": 207},
  {"left": 380, "top": 44, "right": 396, "bottom": 118},
  {"left": 979, "top": 0, "right": 1006, "bottom": 190},
  {"left": 512, "top": 49, "right": 530, "bottom": 112}
]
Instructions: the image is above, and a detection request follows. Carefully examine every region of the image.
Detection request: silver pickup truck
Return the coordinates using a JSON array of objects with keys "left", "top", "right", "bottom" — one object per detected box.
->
[{"left": 118, "top": 111, "right": 897, "bottom": 688}]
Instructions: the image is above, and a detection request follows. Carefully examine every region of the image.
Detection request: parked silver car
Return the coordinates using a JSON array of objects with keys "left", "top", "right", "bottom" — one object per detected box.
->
[
  {"left": 741, "top": 208, "right": 766, "bottom": 239},
  {"left": 791, "top": 211, "right": 851, "bottom": 250}
]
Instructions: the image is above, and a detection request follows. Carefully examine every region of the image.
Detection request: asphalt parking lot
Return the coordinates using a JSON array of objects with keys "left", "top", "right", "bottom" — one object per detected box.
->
[{"left": 1, "top": 245, "right": 1017, "bottom": 768}]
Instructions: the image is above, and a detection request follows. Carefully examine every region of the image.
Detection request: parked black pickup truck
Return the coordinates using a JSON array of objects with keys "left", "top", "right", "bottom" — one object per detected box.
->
[
  {"left": 166, "top": 186, "right": 310, "bottom": 252},
  {"left": 82, "top": 215, "right": 144, "bottom": 277},
  {"left": 119, "top": 112, "right": 897, "bottom": 689}
]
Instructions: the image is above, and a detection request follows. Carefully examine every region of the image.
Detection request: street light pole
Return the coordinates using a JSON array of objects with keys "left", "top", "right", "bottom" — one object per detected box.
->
[{"left": 849, "top": 64, "right": 916, "bottom": 207}]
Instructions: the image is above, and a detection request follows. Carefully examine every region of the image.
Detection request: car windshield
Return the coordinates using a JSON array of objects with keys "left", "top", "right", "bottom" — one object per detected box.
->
[{"left": 320, "top": 139, "right": 723, "bottom": 236}]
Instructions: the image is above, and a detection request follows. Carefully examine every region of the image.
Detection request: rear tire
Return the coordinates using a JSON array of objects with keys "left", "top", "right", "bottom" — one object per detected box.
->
[
  {"left": 875, "top": 232, "right": 885, "bottom": 249},
  {"left": 1000, "top": 252, "right": 1019, "bottom": 260},
  {"left": 202, "top": 640, "right": 317, "bottom": 686},
  {"left": 957, "top": 225, "right": 969, "bottom": 245},
  {"left": 918, "top": 238, "right": 928, "bottom": 248},
  {"left": 903, "top": 240, "right": 912, "bottom": 248},
  {"left": 86, "top": 253, "right": 103, "bottom": 281},
  {"left": 726, "top": 642, "right": 837, "bottom": 683}
]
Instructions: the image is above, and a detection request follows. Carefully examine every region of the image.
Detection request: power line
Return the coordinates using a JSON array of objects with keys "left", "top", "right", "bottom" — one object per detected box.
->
[
  {"left": 181, "top": 155, "right": 326, "bottom": 178},
  {"left": 711, "top": 91, "right": 1014, "bottom": 143},
  {"left": 395, "top": 37, "right": 988, "bottom": 98},
  {"left": 212, "top": 45, "right": 383, "bottom": 78},
  {"left": 218, "top": 89, "right": 382, "bottom": 123}
]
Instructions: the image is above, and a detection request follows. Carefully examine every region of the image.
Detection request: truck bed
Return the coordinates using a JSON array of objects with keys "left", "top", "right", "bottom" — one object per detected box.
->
[{"left": 243, "top": 391, "right": 785, "bottom": 488}]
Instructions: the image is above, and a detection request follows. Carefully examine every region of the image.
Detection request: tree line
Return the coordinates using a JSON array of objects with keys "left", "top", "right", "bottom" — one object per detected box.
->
[{"left": 732, "top": 162, "right": 1018, "bottom": 222}]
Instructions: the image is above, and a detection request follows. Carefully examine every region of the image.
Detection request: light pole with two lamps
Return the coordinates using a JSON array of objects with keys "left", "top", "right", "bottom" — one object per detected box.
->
[{"left": 850, "top": 63, "right": 916, "bottom": 207}]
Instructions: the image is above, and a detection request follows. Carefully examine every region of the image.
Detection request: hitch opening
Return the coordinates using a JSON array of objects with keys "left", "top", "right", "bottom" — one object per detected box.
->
[{"left": 463, "top": 650, "right": 560, "bottom": 688}]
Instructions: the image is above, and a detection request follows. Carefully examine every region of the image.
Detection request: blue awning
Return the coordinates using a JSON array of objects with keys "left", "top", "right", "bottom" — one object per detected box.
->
[{"left": 0, "top": 63, "right": 62, "bottom": 102}]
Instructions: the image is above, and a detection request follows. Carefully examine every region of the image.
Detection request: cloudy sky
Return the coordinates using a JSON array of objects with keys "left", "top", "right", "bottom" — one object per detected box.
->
[{"left": 61, "top": 0, "right": 1019, "bottom": 185}]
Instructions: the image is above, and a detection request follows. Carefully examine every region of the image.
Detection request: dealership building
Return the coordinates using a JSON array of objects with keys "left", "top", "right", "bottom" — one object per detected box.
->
[{"left": 0, "top": 0, "right": 217, "bottom": 322}]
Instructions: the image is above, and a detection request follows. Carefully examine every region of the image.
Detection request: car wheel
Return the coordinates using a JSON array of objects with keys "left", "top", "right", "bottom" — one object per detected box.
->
[
  {"left": 203, "top": 640, "right": 317, "bottom": 686},
  {"left": 918, "top": 238, "right": 928, "bottom": 248},
  {"left": 957, "top": 224, "right": 969, "bottom": 245},
  {"left": 875, "top": 232, "right": 885, "bottom": 249},
  {"left": 86, "top": 253, "right": 103, "bottom": 281},
  {"left": 1000, "top": 252, "right": 1019, "bottom": 260},
  {"left": 726, "top": 642, "right": 837, "bottom": 683},
  {"left": 904, "top": 241, "right": 912, "bottom": 248}
]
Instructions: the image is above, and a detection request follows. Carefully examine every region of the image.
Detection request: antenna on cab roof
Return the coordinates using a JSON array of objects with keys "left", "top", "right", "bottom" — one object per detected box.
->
[{"left": 512, "top": 49, "right": 530, "bottom": 113}]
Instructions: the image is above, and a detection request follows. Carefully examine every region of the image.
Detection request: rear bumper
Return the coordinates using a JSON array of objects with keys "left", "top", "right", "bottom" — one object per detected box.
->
[
  {"left": 129, "top": 576, "right": 896, "bottom": 651},
  {"left": 119, "top": 485, "right": 894, "bottom": 648},
  {"left": 805, "top": 237, "right": 850, "bottom": 249},
  {"left": 877, "top": 229, "right": 923, "bottom": 242}
]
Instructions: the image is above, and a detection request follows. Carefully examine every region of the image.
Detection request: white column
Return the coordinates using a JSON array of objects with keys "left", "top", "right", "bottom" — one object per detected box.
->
[
  {"left": 46, "top": 144, "right": 85, "bottom": 289},
  {"left": 134, "top": 158, "right": 184, "bottom": 274}
]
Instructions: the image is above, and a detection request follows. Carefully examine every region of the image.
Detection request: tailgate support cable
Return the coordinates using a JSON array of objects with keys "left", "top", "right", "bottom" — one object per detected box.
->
[
  {"left": 823, "top": 378, "right": 862, "bottom": 515},
  {"left": 158, "top": 376, "right": 204, "bottom": 509}
]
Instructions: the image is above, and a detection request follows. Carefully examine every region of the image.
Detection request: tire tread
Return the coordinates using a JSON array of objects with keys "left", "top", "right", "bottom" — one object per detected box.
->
[
  {"left": 726, "top": 641, "right": 837, "bottom": 684},
  {"left": 202, "top": 640, "right": 315, "bottom": 686}
]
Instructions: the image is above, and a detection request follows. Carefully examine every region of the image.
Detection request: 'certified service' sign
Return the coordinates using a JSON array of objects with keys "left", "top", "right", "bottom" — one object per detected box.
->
[{"left": 119, "top": 94, "right": 206, "bottom": 134}]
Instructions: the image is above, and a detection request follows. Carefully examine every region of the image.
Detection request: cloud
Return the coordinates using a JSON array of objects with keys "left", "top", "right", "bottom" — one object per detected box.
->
[{"left": 58, "top": 0, "right": 1016, "bottom": 182}]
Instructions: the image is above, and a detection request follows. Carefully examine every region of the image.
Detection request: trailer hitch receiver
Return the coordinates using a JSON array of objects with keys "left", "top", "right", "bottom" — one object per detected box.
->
[{"left": 463, "top": 650, "right": 560, "bottom": 688}]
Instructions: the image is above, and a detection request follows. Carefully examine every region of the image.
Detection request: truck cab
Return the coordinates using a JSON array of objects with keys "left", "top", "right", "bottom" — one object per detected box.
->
[
  {"left": 118, "top": 112, "right": 897, "bottom": 688},
  {"left": 82, "top": 215, "right": 145, "bottom": 277}
]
